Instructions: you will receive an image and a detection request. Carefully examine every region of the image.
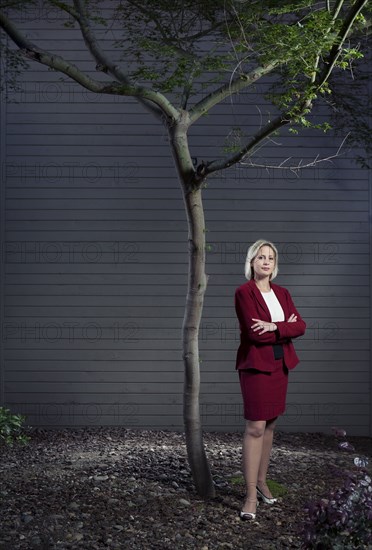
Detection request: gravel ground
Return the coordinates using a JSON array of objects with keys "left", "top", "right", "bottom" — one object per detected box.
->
[{"left": 1, "top": 428, "right": 371, "bottom": 550}]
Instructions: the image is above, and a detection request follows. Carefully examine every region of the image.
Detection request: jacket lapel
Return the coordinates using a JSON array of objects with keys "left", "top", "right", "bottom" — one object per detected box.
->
[{"left": 247, "top": 279, "right": 272, "bottom": 321}]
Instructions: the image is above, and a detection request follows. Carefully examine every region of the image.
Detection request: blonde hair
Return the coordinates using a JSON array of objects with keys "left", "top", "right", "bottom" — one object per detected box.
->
[{"left": 245, "top": 239, "right": 279, "bottom": 280}]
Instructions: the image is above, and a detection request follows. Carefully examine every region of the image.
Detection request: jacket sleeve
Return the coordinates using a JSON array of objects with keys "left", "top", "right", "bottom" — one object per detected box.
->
[
  {"left": 275, "top": 289, "right": 306, "bottom": 339},
  {"left": 235, "top": 288, "right": 276, "bottom": 344}
]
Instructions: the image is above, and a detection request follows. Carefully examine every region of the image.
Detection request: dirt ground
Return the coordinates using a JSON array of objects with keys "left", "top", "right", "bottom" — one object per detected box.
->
[{"left": 1, "top": 428, "right": 371, "bottom": 550}]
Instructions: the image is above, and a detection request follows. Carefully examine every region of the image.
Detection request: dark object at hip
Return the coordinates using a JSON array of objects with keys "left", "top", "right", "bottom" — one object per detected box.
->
[{"left": 273, "top": 344, "right": 284, "bottom": 359}]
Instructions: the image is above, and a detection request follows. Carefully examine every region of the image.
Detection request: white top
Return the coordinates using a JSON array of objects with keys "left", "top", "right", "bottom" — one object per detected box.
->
[{"left": 260, "top": 289, "right": 285, "bottom": 322}]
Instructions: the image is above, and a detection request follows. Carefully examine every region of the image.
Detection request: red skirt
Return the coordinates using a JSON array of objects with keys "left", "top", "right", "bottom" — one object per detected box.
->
[{"left": 239, "top": 358, "right": 288, "bottom": 421}]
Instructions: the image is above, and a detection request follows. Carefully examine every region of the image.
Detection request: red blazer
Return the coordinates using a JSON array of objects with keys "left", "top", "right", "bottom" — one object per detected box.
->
[{"left": 235, "top": 279, "right": 306, "bottom": 372}]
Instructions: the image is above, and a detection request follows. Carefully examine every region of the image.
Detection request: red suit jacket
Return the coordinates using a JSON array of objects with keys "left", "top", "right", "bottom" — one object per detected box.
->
[{"left": 235, "top": 279, "right": 306, "bottom": 372}]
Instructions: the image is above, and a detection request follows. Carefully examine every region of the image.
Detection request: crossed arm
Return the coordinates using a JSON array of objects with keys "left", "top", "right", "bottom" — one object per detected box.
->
[{"left": 235, "top": 288, "right": 306, "bottom": 344}]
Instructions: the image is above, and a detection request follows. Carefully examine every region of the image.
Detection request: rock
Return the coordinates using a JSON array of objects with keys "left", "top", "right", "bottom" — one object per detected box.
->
[
  {"left": 21, "top": 513, "right": 33, "bottom": 524},
  {"left": 69, "top": 502, "right": 80, "bottom": 510},
  {"left": 179, "top": 498, "right": 191, "bottom": 507},
  {"left": 93, "top": 475, "right": 109, "bottom": 481}
]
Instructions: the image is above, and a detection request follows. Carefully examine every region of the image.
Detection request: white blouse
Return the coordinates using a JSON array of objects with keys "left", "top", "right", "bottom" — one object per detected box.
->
[{"left": 260, "top": 289, "right": 285, "bottom": 322}]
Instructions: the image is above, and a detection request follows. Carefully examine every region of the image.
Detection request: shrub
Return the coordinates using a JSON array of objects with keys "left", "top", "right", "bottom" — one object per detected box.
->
[
  {"left": 301, "top": 428, "right": 372, "bottom": 549},
  {"left": 0, "top": 406, "right": 29, "bottom": 445}
]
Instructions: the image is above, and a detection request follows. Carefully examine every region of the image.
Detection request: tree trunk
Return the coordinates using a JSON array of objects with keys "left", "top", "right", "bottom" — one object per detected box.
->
[
  {"left": 181, "top": 185, "right": 215, "bottom": 499},
  {"left": 169, "top": 113, "right": 215, "bottom": 499}
]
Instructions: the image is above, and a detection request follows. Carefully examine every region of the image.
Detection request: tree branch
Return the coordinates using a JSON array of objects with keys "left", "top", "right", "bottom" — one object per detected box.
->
[
  {"left": 310, "top": 0, "right": 345, "bottom": 84},
  {"left": 199, "top": 115, "right": 289, "bottom": 177},
  {"left": 240, "top": 132, "right": 351, "bottom": 176},
  {"left": 124, "top": 0, "right": 198, "bottom": 62},
  {"left": 318, "top": 0, "right": 368, "bottom": 84},
  {"left": 189, "top": 61, "right": 279, "bottom": 124},
  {"left": 120, "top": 0, "right": 234, "bottom": 70},
  {"left": 72, "top": 0, "right": 179, "bottom": 121},
  {"left": 0, "top": 10, "right": 109, "bottom": 92},
  {"left": 48, "top": 0, "right": 79, "bottom": 20},
  {"left": 73, "top": 0, "right": 130, "bottom": 83},
  {"left": 198, "top": 0, "right": 369, "bottom": 178},
  {"left": 0, "top": 7, "right": 179, "bottom": 122}
]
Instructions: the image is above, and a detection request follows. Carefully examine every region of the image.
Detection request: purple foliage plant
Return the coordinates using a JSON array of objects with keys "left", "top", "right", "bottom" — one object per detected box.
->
[{"left": 301, "top": 427, "right": 372, "bottom": 549}]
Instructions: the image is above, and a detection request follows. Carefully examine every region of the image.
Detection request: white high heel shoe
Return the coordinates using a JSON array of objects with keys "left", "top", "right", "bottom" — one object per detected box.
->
[
  {"left": 240, "top": 499, "right": 258, "bottom": 520},
  {"left": 256, "top": 485, "right": 277, "bottom": 504}
]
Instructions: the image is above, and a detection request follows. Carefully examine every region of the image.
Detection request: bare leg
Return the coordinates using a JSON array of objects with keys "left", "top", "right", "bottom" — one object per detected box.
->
[
  {"left": 241, "top": 420, "right": 266, "bottom": 513},
  {"left": 257, "top": 417, "right": 277, "bottom": 498}
]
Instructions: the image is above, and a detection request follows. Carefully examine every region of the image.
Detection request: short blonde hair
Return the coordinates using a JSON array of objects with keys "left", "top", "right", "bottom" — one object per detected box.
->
[{"left": 245, "top": 239, "right": 279, "bottom": 280}]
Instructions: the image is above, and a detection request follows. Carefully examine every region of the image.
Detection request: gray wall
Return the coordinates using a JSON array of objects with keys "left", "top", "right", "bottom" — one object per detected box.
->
[{"left": 0, "top": 8, "right": 371, "bottom": 435}]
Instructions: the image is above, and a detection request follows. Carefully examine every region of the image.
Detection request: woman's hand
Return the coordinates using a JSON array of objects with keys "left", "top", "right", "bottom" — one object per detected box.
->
[
  {"left": 287, "top": 314, "right": 297, "bottom": 323},
  {"left": 251, "top": 319, "right": 277, "bottom": 335},
  {"left": 251, "top": 314, "right": 297, "bottom": 335}
]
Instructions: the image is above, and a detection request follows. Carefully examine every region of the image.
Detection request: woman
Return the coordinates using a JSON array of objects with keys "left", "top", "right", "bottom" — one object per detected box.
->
[{"left": 235, "top": 239, "right": 306, "bottom": 520}]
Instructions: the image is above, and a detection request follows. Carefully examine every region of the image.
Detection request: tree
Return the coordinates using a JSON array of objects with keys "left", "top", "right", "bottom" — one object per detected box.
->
[{"left": 0, "top": 0, "right": 370, "bottom": 499}]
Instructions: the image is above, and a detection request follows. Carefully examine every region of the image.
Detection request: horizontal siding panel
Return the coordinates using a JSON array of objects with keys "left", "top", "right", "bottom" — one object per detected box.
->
[
  {"left": 4, "top": 153, "right": 369, "bottom": 172},
  {"left": 2, "top": 402, "right": 368, "bottom": 418},
  {"left": 4, "top": 174, "right": 368, "bottom": 192},
  {"left": 5, "top": 392, "right": 369, "bottom": 406},
  {"left": 5, "top": 371, "right": 186, "bottom": 384},
  {"left": 6, "top": 188, "right": 369, "bottom": 202},
  {"left": 4, "top": 332, "right": 367, "bottom": 346},
  {"left": 2, "top": 328, "right": 369, "bottom": 344},
  {"left": 0, "top": 411, "right": 368, "bottom": 435},
  {"left": 3, "top": 294, "right": 370, "bottom": 308},
  {"left": 4, "top": 212, "right": 369, "bottom": 224},
  {"left": 8, "top": 131, "right": 338, "bottom": 149},
  {"left": 5, "top": 220, "right": 367, "bottom": 233},
  {"left": 2, "top": 252, "right": 369, "bottom": 268},
  {"left": 3, "top": 284, "right": 369, "bottom": 297},
  {"left": 1, "top": 349, "right": 367, "bottom": 359},
  {"left": 6, "top": 198, "right": 368, "bottom": 212},
  {"left": 5, "top": 380, "right": 369, "bottom": 394},
  {"left": 4, "top": 102, "right": 339, "bottom": 119},
  {"left": 4, "top": 113, "right": 364, "bottom": 135},
  {"left": 4, "top": 360, "right": 371, "bottom": 373},
  {"left": 4, "top": 349, "right": 369, "bottom": 362},
  {"left": 5, "top": 157, "right": 363, "bottom": 175},
  {"left": 5, "top": 370, "right": 368, "bottom": 385},
  {"left": 4, "top": 274, "right": 370, "bottom": 287},
  {"left": 3, "top": 231, "right": 369, "bottom": 243},
  {"left": 2, "top": 305, "right": 369, "bottom": 319},
  {"left": 5, "top": 382, "right": 188, "bottom": 393},
  {"left": 3, "top": 132, "right": 369, "bottom": 157},
  {"left": 1, "top": 403, "right": 369, "bottom": 423},
  {"left": 6, "top": 100, "right": 347, "bottom": 117},
  {"left": 5, "top": 124, "right": 371, "bottom": 146},
  {"left": 3, "top": 263, "right": 369, "bottom": 277}
]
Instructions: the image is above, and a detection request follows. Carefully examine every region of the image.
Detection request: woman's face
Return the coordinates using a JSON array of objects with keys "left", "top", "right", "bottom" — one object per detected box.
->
[{"left": 252, "top": 246, "right": 276, "bottom": 279}]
